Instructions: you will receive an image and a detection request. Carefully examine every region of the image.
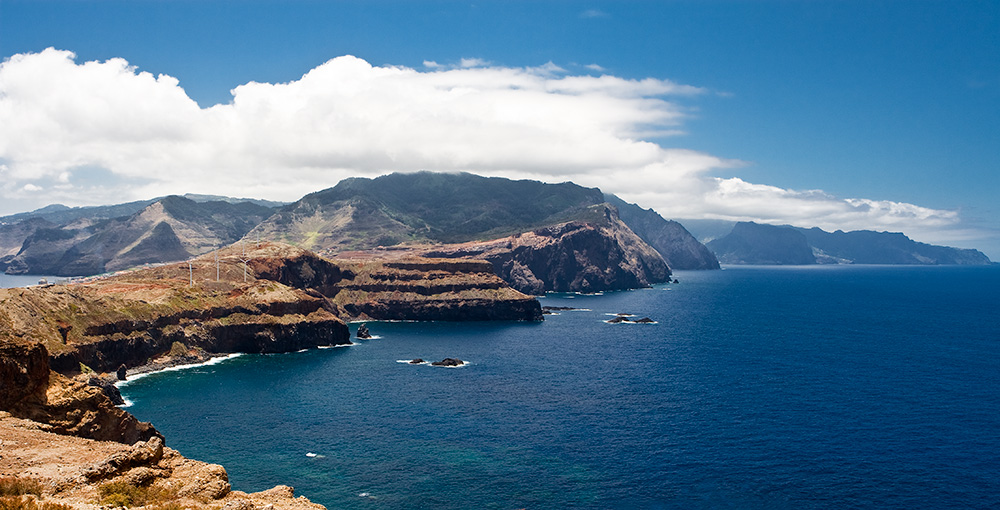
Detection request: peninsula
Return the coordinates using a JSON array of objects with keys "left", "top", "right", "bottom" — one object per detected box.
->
[{"left": 0, "top": 241, "right": 541, "bottom": 510}]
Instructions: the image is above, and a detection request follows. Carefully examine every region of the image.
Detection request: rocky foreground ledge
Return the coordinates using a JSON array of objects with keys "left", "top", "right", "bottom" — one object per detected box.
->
[{"left": 0, "top": 242, "right": 543, "bottom": 509}]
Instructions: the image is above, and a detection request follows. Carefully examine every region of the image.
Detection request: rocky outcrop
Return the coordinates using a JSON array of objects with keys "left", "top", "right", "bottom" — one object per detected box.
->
[
  {"left": 328, "top": 258, "right": 543, "bottom": 321},
  {"left": 0, "top": 339, "right": 49, "bottom": 410},
  {"left": 246, "top": 244, "right": 354, "bottom": 297},
  {"left": 0, "top": 413, "right": 324, "bottom": 510},
  {"left": 605, "top": 194, "right": 720, "bottom": 270},
  {"left": 431, "top": 358, "right": 465, "bottom": 367},
  {"left": 422, "top": 205, "right": 671, "bottom": 294},
  {"left": 0, "top": 340, "right": 159, "bottom": 444}
]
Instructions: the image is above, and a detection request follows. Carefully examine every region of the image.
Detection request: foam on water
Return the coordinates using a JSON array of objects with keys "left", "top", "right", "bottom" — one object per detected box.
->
[{"left": 116, "top": 353, "right": 244, "bottom": 387}]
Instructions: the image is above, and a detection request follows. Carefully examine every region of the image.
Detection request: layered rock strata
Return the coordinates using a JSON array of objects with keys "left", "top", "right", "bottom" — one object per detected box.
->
[
  {"left": 325, "top": 258, "right": 543, "bottom": 321},
  {"left": 420, "top": 206, "right": 671, "bottom": 294}
]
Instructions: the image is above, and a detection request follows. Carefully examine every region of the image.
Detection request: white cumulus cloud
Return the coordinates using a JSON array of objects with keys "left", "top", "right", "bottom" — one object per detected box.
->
[{"left": 0, "top": 48, "right": 984, "bottom": 252}]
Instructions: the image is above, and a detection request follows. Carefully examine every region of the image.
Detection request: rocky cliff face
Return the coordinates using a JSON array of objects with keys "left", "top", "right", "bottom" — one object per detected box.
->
[
  {"left": 421, "top": 205, "right": 671, "bottom": 294},
  {"left": 0, "top": 413, "right": 327, "bottom": 510},
  {"left": 605, "top": 195, "right": 720, "bottom": 270},
  {"left": 0, "top": 339, "right": 49, "bottom": 410},
  {"left": 236, "top": 242, "right": 543, "bottom": 321},
  {"left": 0, "top": 337, "right": 159, "bottom": 444},
  {"left": 326, "top": 257, "right": 543, "bottom": 321}
]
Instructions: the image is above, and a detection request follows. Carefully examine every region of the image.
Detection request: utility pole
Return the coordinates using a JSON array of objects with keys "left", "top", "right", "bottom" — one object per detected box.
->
[
  {"left": 216, "top": 248, "right": 220, "bottom": 282},
  {"left": 188, "top": 261, "right": 193, "bottom": 287},
  {"left": 241, "top": 239, "right": 250, "bottom": 283}
]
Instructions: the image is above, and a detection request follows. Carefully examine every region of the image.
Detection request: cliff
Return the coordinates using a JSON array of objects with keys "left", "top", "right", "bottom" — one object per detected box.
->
[
  {"left": 605, "top": 195, "right": 720, "bottom": 270},
  {"left": 420, "top": 205, "right": 671, "bottom": 294},
  {"left": 326, "top": 257, "right": 543, "bottom": 321},
  {"left": 0, "top": 412, "right": 325, "bottom": 510}
]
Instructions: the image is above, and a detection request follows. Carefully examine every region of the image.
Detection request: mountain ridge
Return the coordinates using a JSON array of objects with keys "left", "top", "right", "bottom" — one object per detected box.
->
[{"left": 708, "top": 221, "right": 993, "bottom": 265}]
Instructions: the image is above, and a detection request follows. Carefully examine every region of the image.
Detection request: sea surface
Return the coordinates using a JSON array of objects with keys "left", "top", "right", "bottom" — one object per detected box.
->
[
  {"left": 119, "top": 265, "right": 1000, "bottom": 509},
  {"left": 0, "top": 274, "right": 67, "bottom": 288}
]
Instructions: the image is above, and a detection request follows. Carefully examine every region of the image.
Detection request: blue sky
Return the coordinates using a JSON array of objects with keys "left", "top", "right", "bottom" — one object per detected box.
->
[{"left": 1, "top": 0, "right": 998, "bottom": 257}]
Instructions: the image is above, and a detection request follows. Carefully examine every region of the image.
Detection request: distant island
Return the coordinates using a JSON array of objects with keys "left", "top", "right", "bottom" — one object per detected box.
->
[{"left": 705, "top": 221, "right": 992, "bottom": 265}]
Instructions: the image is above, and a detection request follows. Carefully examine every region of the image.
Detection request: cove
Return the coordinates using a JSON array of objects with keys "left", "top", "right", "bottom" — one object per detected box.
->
[{"left": 121, "top": 266, "right": 1000, "bottom": 510}]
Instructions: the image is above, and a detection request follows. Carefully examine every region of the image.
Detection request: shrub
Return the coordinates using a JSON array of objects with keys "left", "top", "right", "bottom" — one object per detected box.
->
[
  {"left": 168, "top": 341, "right": 189, "bottom": 357},
  {"left": 98, "top": 480, "right": 143, "bottom": 506},
  {"left": 97, "top": 480, "right": 176, "bottom": 507},
  {"left": 0, "top": 496, "right": 73, "bottom": 510},
  {"left": 0, "top": 478, "right": 43, "bottom": 497}
]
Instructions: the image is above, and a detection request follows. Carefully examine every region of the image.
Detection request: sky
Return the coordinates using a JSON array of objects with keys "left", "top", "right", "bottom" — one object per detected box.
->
[{"left": 0, "top": 0, "right": 998, "bottom": 258}]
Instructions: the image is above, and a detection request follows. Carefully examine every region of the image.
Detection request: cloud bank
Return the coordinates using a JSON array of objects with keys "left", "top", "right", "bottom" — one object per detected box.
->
[{"left": 0, "top": 48, "right": 977, "bottom": 248}]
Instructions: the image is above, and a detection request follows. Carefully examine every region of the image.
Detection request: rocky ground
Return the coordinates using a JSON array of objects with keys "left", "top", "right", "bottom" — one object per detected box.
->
[{"left": 0, "top": 413, "right": 323, "bottom": 510}]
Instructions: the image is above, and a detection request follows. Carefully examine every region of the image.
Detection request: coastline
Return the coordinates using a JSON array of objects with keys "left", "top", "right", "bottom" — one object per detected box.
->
[{"left": 117, "top": 352, "right": 247, "bottom": 388}]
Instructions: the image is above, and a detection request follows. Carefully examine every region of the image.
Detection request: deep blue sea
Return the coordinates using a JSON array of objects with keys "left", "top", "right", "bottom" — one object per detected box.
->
[{"left": 119, "top": 265, "right": 1000, "bottom": 509}]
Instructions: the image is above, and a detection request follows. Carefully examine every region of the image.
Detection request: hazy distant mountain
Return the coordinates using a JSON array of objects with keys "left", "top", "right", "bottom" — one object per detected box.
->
[
  {"left": 0, "top": 200, "right": 158, "bottom": 226},
  {"left": 793, "top": 226, "right": 992, "bottom": 265},
  {"left": 605, "top": 195, "right": 720, "bottom": 270},
  {"left": 673, "top": 219, "right": 738, "bottom": 245},
  {"left": 707, "top": 221, "right": 993, "bottom": 265},
  {"left": 1, "top": 196, "right": 275, "bottom": 276},
  {"left": 707, "top": 222, "right": 816, "bottom": 265},
  {"left": 0, "top": 194, "right": 284, "bottom": 227},
  {"left": 179, "top": 194, "right": 288, "bottom": 209}
]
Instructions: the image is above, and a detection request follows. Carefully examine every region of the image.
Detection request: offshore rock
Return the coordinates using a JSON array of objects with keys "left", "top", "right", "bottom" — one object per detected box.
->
[
  {"left": 356, "top": 323, "right": 371, "bottom": 339},
  {"left": 431, "top": 358, "right": 465, "bottom": 367}
]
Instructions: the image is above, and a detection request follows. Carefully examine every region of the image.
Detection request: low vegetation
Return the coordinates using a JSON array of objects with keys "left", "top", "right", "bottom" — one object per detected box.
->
[
  {"left": 98, "top": 480, "right": 177, "bottom": 507},
  {"left": 0, "top": 497, "right": 73, "bottom": 510},
  {"left": 0, "top": 477, "right": 43, "bottom": 497},
  {"left": 0, "top": 478, "right": 71, "bottom": 510}
]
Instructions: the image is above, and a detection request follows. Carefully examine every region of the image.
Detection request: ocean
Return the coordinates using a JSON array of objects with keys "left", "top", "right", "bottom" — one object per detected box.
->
[{"left": 119, "top": 265, "right": 1000, "bottom": 509}]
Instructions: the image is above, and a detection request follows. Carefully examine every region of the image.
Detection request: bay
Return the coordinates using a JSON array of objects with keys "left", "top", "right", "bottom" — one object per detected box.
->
[{"left": 120, "top": 265, "right": 1000, "bottom": 509}]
